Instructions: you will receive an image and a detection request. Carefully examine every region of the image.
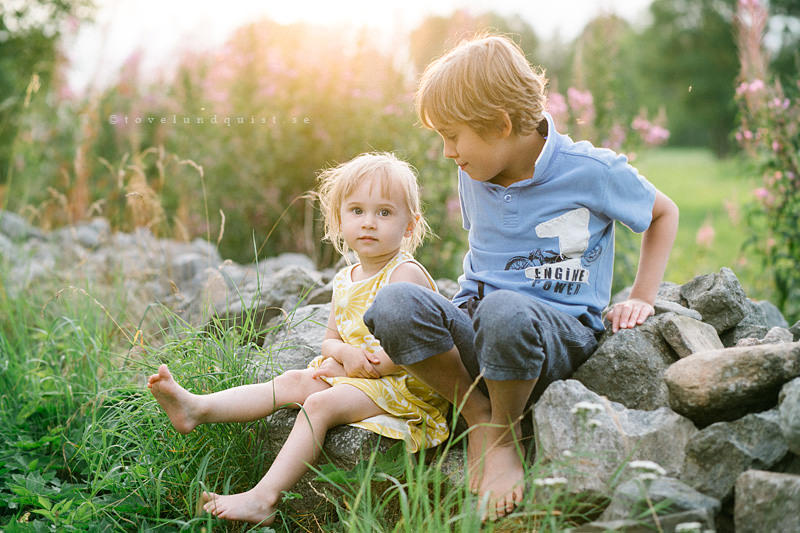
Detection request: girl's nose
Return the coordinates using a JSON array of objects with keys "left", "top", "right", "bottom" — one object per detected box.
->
[{"left": 362, "top": 214, "right": 376, "bottom": 228}]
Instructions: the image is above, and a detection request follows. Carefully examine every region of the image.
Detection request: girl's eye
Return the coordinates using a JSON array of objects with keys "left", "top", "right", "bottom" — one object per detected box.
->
[
  {"left": 352, "top": 207, "right": 362, "bottom": 214},
  {"left": 379, "top": 209, "right": 391, "bottom": 217}
]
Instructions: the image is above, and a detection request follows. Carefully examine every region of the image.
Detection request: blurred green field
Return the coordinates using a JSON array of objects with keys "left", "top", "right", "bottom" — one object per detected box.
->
[{"left": 633, "top": 147, "right": 769, "bottom": 300}]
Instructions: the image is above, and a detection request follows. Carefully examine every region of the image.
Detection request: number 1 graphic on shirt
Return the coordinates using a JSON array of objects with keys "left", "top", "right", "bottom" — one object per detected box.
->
[{"left": 535, "top": 207, "right": 590, "bottom": 259}]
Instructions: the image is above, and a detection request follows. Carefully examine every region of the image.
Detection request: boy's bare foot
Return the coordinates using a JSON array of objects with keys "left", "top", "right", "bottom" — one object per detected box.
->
[
  {"left": 201, "top": 490, "right": 277, "bottom": 525},
  {"left": 479, "top": 437, "right": 525, "bottom": 521},
  {"left": 465, "top": 424, "right": 491, "bottom": 493},
  {"left": 147, "top": 364, "right": 202, "bottom": 434}
]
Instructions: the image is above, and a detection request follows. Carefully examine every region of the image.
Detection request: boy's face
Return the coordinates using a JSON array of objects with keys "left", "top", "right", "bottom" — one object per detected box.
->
[{"left": 435, "top": 122, "right": 510, "bottom": 184}]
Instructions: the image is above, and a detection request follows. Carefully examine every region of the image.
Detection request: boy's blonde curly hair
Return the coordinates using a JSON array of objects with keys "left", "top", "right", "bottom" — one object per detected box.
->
[
  {"left": 416, "top": 33, "right": 548, "bottom": 137},
  {"left": 315, "top": 152, "right": 431, "bottom": 257}
]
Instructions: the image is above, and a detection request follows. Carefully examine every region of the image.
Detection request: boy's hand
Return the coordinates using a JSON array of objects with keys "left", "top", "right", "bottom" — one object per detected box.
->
[{"left": 605, "top": 298, "right": 654, "bottom": 333}]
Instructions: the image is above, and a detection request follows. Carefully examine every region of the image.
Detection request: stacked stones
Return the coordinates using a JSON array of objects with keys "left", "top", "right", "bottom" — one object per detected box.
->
[{"left": 3, "top": 210, "right": 800, "bottom": 530}]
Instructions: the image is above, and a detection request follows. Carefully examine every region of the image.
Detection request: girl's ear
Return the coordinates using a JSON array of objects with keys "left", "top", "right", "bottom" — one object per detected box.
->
[{"left": 405, "top": 214, "right": 420, "bottom": 237}]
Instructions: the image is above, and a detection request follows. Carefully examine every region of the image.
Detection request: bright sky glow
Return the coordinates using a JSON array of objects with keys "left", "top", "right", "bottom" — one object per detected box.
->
[{"left": 64, "top": 0, "right": 654, "bottom": 94}]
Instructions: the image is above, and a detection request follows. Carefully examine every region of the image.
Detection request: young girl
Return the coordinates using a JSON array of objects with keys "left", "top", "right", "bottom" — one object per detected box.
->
[{"left": 147, "top": 152, "right": 449, "bottom": 525}]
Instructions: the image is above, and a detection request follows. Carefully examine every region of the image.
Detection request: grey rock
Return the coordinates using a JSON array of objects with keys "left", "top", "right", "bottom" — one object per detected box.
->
[
  {"left": 681, "top": 410, "right": 788, "bottom": 500},
  {"left": 660, "top": 313, "right": 724, "bottom": 358},
  {"left": 212, "top": 265, "right": 323, "bottom": 340},
  {"left": 600, "top": 477, "right": 719, "bottom": 529},
  {"left": 779, "top": 378, "right": 800, "bottom": 455},
  {"left": 571, "top": 510, "right": 714, "bottom": 532},
  {"left": 573, "top": 317, "right": 677, "bottom": 410},
  {"left": 653, "top": 300, "right": 703, "bottom": 321},
  {"left": 735, "top": 470, "right": 800, "bottom": 533},
  {"left": 720, "top": 299, "right": 770, "bottom": 347},
  {"left": 664, "top": 342, "right": 800, "bottom": 426},
  {"left": 258, "top": 303, "right": 331, "bottom": 380},
  {"left": 756, "top": 300, "right": 789, "bottom": 329},
  {"left": 680, "top": 267, "right": 748, "bottom": 333},
  {"left": 0, "top": 233, "right": 14, "bottom": 259},
  {"left": 735, "top": 326, "right": 794, "bottom": 347},
  {"left": 533, "top": 380, "right": 697, "bottom": 494},
  {"left": 254, "top": 252, "right": 316, "bottom": 279},
  {"left": 305, "top": 281, "right": 333, "bottom": 305},
  {"left": 611, "top": 281, "right": 683, "bottom": 306},
  {"left": 792, "top": 320, "right": 800, "bottom": 342},
  {"left": 0, "top": 209, "right": 43, "bottom": 240},
  {"left": 436, "top": 278, "right": 460, "bottom": 300}
]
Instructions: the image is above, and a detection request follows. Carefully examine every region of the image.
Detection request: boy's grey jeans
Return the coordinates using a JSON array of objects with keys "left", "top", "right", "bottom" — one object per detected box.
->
[{"left": 363, "top": 282, "right": 598, "bottom": 403}]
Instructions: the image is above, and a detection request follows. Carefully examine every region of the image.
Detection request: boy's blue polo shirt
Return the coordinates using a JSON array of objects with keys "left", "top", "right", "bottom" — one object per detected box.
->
[{"left": 452, "top": 112, "right": 657, "bottom": 332}]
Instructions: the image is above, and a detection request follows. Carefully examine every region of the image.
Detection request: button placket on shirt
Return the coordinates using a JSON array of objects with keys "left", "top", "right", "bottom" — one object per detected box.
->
[{"left": 502, "top": 189, "right": 518, "bottom": 226}]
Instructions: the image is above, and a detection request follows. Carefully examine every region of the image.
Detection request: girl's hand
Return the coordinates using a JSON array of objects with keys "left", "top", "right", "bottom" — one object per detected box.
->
[
  {"left": 605, "top": 298, "right": 654, "bottom": 333},
  {"left": 341, "top": 347, "right": 380, "bottom": 378},
  {"left": 312, "top": 357, "right": 347, "bottom": 379}
]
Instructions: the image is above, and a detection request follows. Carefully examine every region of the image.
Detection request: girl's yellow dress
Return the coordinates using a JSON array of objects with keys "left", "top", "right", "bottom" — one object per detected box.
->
[{"left": 308, "top": 250, "right": 450, "bottom": 452}]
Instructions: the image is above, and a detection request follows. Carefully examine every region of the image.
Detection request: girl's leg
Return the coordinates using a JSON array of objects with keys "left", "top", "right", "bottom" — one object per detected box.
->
[
  {"left": 147, "top": 364, "right": 331, "bottom": 434},
  {"left": 201, "top": 384, "right": 384, "bottom": 525}
]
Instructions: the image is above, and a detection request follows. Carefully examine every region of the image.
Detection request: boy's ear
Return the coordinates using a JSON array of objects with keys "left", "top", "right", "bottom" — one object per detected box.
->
[{"left": 498, "top": 111, "right": 513, "bottom": 138}]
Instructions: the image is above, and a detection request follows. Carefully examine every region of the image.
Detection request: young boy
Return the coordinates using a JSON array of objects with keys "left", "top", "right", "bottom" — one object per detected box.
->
[{"left": 363, "top": 35, "right": 679, "bottom": 520}]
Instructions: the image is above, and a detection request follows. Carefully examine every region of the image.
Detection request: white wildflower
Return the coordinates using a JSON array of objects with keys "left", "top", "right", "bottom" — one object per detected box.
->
[
  {"left": 588, "top": 419, "right": 602, "bottom": 428},
  {"left": 562, "top": 450, "right": 574, "bottom": 458},
  {"left": 636, "top": 472, "right": 659, "bottom": 482},
  {"left": 675, "top": 522, "right": 703, "bottom": 533},
  {"left": 533, "top": 477, "right": 568, "bottom": 487},
  {"left": 570, "top": 401, "right": 604, "bottom": 415},
  {"left": 628, "top": 460, "right": 667, "bottom": 476}
]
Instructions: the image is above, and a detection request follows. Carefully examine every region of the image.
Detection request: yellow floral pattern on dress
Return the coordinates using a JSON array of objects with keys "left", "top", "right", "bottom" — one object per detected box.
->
[{"left": 308, "top": 250, "right": 450, "bottom": 452}]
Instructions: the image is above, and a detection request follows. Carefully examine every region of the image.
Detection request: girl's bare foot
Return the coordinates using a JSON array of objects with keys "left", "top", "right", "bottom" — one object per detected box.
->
[
  {"left": 479, "top": 440, "right": 525, "bottom": 521},
  {"left": 201, "top": 489, "right": 278, "bottom": 525},
  {"left": 147, "top": 364, "right": 202, "bottom": 434}
]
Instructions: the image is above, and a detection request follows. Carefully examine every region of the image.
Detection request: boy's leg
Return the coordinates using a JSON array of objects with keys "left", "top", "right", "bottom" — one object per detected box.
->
[
  {"left": 201, "top": 384, "right": 384, "bottom": 524},
  {"left": 472, "top": 290, "right": 598, "bottom": 519},
  {"left": 364, "top": 283, "right": 493, "bottom": 490},
  {"left": 147, "top": 364, "right": 331, "bottom": 434}
]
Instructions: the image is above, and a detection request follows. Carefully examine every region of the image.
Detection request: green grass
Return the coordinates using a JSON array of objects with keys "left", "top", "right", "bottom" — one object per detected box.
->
[{"left": 630, "top": 147, "right": 771, "bottom": 299}]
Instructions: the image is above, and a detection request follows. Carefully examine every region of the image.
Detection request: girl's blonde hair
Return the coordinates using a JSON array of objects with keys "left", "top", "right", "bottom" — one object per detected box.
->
[
  {"left": 416, "top": 33, "right": 548, "bottom": 137},
  {"left": 316, "top": 152, "right": 431, "bottom": 257}
]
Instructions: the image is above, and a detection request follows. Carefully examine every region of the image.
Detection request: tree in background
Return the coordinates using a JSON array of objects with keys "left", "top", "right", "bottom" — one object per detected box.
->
[
  {"left": 0, "top": 0, "right": 93, "bottom": 188},
  {"left": 408, "top": 10, "right": 539, "bottom": 74},
  {"left": 637, "top": 0, "right": 740, "bottom": 156}
]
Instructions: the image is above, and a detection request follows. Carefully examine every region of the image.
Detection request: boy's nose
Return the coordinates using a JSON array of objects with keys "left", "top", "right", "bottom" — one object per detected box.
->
[{"left": 443, "top": 142, "right": 457, "bottom": 160}]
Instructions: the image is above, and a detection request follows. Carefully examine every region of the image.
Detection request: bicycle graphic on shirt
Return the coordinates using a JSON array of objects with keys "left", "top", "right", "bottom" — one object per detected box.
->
[{"left": 502, "top": 207, "right": 601, "bottom": 295}]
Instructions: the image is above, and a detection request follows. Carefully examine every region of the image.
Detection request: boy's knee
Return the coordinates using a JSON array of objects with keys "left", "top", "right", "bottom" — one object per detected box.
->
[
  {"left": 364, "top": 282, "right": 427, "bottom": 332},
  {"left": 474, "top": 291, "right": 531, "bottom": 338}
]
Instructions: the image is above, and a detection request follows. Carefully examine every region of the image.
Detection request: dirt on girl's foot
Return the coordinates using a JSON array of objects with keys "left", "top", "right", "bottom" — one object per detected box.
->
[
  {"left": 147, "top": 364, "right": 201, "bottom": 434},
  {"left": 478, "top": 442, "right": 525, "bottom": 521},
  {"left": 201, "top": 490, "right": 277, "bottom": 525}
]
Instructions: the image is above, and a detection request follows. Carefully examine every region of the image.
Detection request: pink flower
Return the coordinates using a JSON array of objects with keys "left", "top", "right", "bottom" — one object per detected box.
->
[
  {"left": 748, "top": 79, "right": 765, "bottom": 92},
  {"left": 696, "top": 222, "right": 715, "bottom": 248},
  {"left": 547, "top": 92, "right": 568, "bottom": 126},
  {"left": 754, "top": 187, "right": 770, "bottom": 200},
  {"left": 567, "top": 87, "right": 595, "bottom": 124},
  {"left": 724, "top": 199, "right": 741, "bottom": 225},
  {"left": 772, "top": 141, "right": 781, "bottom": 152}
]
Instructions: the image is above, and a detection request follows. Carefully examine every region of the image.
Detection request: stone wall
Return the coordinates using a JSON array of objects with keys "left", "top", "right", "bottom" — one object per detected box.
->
[{"left": 3, "top": 210, "right": 799, "bottom": 530}]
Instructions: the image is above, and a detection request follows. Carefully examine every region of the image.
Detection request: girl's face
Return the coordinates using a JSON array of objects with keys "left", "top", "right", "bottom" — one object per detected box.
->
[{"left": 340, "top": 177, "right": 415, "bottom": 262}]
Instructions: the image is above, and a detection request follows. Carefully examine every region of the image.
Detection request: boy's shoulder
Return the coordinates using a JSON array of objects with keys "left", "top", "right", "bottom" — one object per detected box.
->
[{"left": 555, "top": 136, "right": 625, "bottom": 171}]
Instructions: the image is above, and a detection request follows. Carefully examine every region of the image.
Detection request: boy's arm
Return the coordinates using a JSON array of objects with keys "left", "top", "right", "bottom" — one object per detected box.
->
[{"left": 606, "top": 189, "right": 679, "bottom": 333}]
